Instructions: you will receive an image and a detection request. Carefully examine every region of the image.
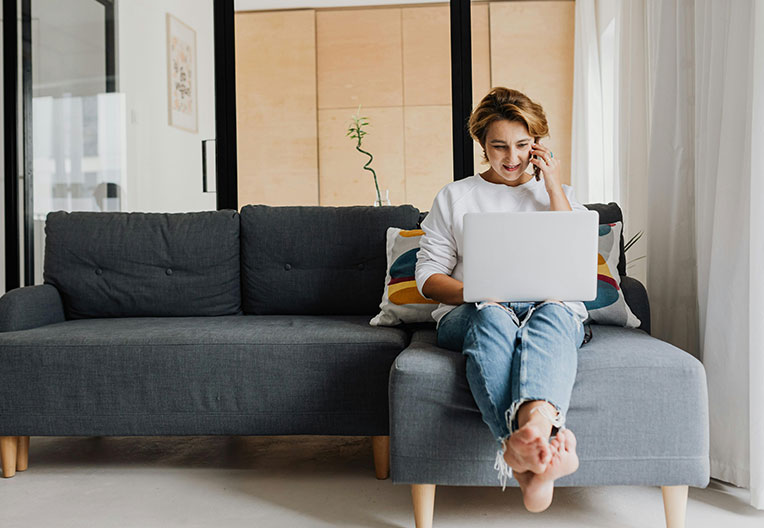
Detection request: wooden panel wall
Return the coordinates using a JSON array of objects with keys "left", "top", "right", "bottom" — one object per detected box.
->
[
  {"left": 489, "top": 1, "right": 575, "bottom": 185},
  {"left": 234, "top": 1, "right": 574, "bottom": 210},
  {"left": 235, "top": 10, "right": 318, "bottom": 207},
  {"left": 402, "top": 5, "right": 451, "bottom": 209},
  {"left": 316, "top": 8, "right": 405, "bottom": 206}
]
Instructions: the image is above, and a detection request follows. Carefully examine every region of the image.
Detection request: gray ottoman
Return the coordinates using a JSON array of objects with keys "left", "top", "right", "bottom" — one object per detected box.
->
[{"left": 390, "top": 319, "right": 709, "bottom": 527}]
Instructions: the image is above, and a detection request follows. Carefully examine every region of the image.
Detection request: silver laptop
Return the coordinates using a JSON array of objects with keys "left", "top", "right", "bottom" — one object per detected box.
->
[{"left": 462, "top": 211, "right": 599, "bottom": 303}]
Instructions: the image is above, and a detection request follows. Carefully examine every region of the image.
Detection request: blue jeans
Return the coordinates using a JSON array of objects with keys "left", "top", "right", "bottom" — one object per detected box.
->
[{"left": 436, "top": 301, "right": 585, "bottom": 486}]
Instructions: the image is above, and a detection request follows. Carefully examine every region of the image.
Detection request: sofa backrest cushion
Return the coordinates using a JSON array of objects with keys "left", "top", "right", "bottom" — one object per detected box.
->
[
  {"left": 240, "top": 204, "right": 421, "bottom": 315},
  {"left": 44, "top": 210, "right": 241, "bottom": 319}
]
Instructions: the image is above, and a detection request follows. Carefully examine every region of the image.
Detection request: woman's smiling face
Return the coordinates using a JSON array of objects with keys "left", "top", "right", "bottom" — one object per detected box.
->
[{"left": 482, "top": 119, "right": 535, "bottom": 187}]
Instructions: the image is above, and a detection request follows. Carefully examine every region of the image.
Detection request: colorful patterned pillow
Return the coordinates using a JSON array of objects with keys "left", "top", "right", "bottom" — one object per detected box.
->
[
  {"left": 584, "top": 221, "right": 641, "bottom": 328},
  {"left": 370, "top": 227, "right": 439, "bottom": 326}
]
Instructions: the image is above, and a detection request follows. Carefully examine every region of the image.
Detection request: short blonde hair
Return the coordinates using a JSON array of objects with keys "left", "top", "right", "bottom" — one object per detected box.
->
[{"left": 468, "top": 87, "right": 549, "bottom": 163}]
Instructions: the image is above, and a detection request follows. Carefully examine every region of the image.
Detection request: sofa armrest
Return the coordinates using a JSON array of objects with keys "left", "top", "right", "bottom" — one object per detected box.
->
[
  {"left": 0, "top": 284, "right": 66, "bottom": 332},
  {"left": 620, "top": 275, "right": 651, "bottom": 335}
]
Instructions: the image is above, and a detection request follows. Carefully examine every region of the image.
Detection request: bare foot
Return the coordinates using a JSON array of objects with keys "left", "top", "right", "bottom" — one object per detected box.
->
[
  {"left": 503, "top": 421, "right": 552, "bottom": 474},
  {"left": 515, "top": 430, "right": 580, "bottom": 513}
]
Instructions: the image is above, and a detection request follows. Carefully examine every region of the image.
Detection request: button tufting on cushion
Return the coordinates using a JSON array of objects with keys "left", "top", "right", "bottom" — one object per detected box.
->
[
  {"left": 44, "top": 210, "right": 241, "bottom": 319},
  {"left": 358, "top": 263, "right": 365, "bottom": 271},
  {"left": 284, "top": 264, "right": 292, "bottom": 271},
  {"left": 239, "top": 204, "right": 421, "bottom": 315},
  {"left": 166, "top": 268, "right": 173, "bottom": 276}
]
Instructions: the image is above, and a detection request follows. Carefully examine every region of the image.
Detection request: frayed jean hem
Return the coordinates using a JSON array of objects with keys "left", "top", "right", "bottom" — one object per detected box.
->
[{"left": 494, "top": 436, "right": 513, "bottom": 491}]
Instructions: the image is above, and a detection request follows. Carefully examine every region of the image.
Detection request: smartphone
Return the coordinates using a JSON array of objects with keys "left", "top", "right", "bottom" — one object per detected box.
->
[{"left": 533, "top": 138, "right": 541, "bottom": 181}]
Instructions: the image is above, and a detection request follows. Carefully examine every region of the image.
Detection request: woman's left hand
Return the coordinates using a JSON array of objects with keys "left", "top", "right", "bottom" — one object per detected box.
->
[{"left": 530, "top": 142, "right": 563, "bottom": 194}]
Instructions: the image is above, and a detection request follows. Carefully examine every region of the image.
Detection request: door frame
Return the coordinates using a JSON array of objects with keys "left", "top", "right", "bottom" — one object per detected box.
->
[
  {"left": 3, "top": 0, "right": 21, "bottom": 290},
  {"left": 214, "top": 0, "right": 238, "bottom": 211},
  {"left": 450, "top": 0, "right": 474, "bottom": 182}
]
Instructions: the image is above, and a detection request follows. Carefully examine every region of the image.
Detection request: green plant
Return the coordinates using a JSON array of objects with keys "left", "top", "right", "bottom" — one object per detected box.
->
[{"left": 346, "top": 106, "right": 382, "bottom": 205}]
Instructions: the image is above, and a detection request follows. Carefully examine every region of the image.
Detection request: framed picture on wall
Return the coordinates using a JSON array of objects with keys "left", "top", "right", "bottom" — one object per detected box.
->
[{"left": 166, "top": 13, "right": 197, "bottom": 133}]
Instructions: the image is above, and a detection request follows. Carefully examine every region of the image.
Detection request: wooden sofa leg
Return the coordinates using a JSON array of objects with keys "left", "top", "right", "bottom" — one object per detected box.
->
[
  {"left": 662, "top": 485, "right": 688, "bottom": 528},
  {"left": 372, "top": 435, "right": 390, "bottom": 479},
  {"left": 16, "top": 436, "right": 30, "bottom": 471},
  {"left": 412, "top": 484, "right": 436, "bottom": 528},
  {"left": 1, "top": 437, "right": 18, "bottom": 478}
]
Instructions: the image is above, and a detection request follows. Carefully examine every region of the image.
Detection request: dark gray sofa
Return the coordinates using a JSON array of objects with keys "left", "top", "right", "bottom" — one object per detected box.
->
[{"left": 0, "top": 204, "right": 422, "bottom": 479}]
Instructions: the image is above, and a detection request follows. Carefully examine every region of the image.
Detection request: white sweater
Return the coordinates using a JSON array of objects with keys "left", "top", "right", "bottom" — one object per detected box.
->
[{"left": 415, "top": 173, "right": 590, "bottom": 325}]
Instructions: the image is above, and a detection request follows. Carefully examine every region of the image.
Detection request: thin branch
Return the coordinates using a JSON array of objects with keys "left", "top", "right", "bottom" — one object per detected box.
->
[{"left": 347, "top": 106, "right": 381, "bottom": 205}]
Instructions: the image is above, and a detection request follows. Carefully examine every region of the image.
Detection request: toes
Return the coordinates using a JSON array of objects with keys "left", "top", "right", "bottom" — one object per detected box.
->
[
  {"left": 565, "top": 430, "right": 577, "bottom": 450},
  {"left": 535, "top": 436, "right": 552, "bottom": 464},
  {"left": 560, "top": 430, "right": 576, "bottom": 452},
  {"left": 508, "top": 426, "right": 556, "bottom": 473},
  {"left": 551, "top": 435, "right": 563, "bottom": 454},
  {"left": 539, "top": 444, "right": 552, "bottom": 466}
]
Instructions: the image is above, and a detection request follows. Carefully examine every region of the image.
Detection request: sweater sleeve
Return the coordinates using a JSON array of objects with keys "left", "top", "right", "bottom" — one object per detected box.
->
[{"left": 415, "top": 189, "right": 458, "bottom": 299}]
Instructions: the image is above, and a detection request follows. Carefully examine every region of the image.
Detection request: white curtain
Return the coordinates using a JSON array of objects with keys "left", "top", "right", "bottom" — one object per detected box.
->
[
  {"left": 644, "top": 0, "right": 698, "bottom": 358},
  {"left": 573, "top": 0, "right": 764, "bottom": 509},
  {"left": 571, "top": 0, "right": 606, "bottom": 206},
  {"left": 749, "top": 0, "right": 764, "bottom": 506},
  {"left": 573, "top": 0, "right": 647, "bottom": 283},
  {"left": 613, "top": 0, "right": 651, "bottom": 285},
  {"left": 693, "top": 0, "right": 755, "bottom": 502}
]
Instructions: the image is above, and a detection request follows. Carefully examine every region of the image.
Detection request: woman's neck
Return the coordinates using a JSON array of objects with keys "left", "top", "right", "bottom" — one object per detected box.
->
[{"left": 479, "top": 168, "right": 535, "bottom": 187}]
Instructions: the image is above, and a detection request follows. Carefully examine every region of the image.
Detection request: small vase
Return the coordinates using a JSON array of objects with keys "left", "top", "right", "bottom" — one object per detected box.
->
[{"left": 374, "top": 189, "right": 391, "bottom": 206}]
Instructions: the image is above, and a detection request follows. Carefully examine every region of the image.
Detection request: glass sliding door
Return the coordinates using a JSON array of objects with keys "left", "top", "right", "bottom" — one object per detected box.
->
[
  {"left": 233, "top": 1, "right": 453, "bottom": 212},
  {"left": 29, "top": 0, "right": 117, "bottom": 284},
  {"left": 12, "top": 0, "right": 221, "bottom": 285}
]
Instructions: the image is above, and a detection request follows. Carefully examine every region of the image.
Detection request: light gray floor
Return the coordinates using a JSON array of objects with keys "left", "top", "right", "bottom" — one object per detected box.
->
[{"left": 1, "top": 436, "right": 762, "bottom": 528}]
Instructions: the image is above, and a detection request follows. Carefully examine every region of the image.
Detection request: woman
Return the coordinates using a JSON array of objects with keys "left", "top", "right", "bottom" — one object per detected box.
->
[{"left": 415, "top": 87, "right": 589, "bottom": 513}]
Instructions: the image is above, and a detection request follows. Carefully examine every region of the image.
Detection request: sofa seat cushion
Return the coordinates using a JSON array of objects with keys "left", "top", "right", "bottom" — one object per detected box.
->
[
  {"left": 0, "top": 316, "right": 408, "bottom": 436},
  {"left": 390, "top": 325, "right": 709, "bottom": 487}
]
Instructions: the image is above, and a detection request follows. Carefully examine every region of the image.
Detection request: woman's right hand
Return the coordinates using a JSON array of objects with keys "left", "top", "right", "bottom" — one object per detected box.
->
[{"left": 421, "top": 274, "right": 465, "bottom": 305}]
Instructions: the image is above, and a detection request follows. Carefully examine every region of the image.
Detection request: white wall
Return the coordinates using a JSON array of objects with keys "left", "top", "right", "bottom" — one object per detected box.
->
[{"left": 117, "top": 0, "right": 216, "bottom": 213}]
